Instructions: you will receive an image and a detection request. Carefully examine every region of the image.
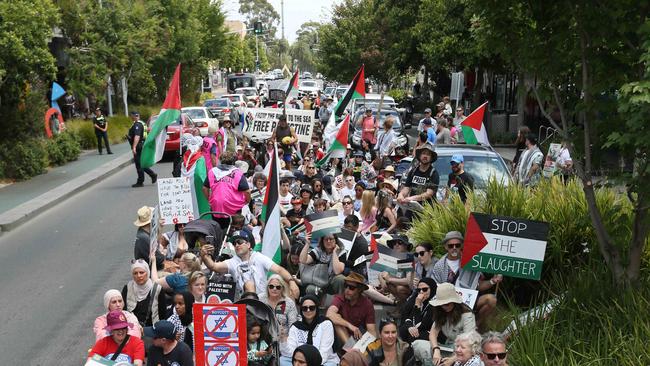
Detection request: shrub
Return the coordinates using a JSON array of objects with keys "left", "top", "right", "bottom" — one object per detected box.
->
[
  {"left": 45, "top": 132, "right": 81, "bottom": 166},
  {"left": 387, "top": 88, "right": 408, "bottom": 104},
  {"left": 44, "top": 137, "right": 65, "bottom": 166},
  {"left": 0, "top": 138, "right": 48, "bottom": 180},
  {"left": 66, "top": 116, "right": 132, "bottom": 149}
]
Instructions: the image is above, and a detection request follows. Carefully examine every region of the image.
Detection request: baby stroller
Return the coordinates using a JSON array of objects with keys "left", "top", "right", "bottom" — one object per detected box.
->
[
  {"left": 236, "top": 298, "right": 281, "bottom": 366},
  {"left": 182, "top": 211, "right": 230, "bottom": 257}
]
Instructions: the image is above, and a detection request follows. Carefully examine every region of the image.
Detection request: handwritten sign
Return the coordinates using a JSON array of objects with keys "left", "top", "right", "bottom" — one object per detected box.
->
[
  {"left": 157, "top": 177, "right": 195, "bottom": 225},
  {"left": 242, "top": 108, "right": 315, "bottom": 143},
  {"left": 194, "top": 303, "right": 248, "bottom": 366}
]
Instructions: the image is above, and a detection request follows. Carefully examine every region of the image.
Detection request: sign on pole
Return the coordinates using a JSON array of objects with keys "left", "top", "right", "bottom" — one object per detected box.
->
[
  {"left": 461, "top": 213, "right": 550, "bottom": 280},
  {"left": 157, "top": 177, "right": 195, "bottom": 225},
  {"left": 194, "top": 303, "right": 248, "bottom": 366},
  {"left": 242, "top": 108, "right": 315, "bottom": 143}
]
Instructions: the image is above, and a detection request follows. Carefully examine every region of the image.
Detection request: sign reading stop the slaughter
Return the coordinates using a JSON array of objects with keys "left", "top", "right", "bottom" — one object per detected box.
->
[
  {"left": 461, "top": 213, "right": 550, "bottom": 280},
  {"left": 242, "top": 108, "right": 315, "bottom": 143},
  {"left": 157, "top": 177, "right": 194, "bottom": 225},
  {"left": 194, "top": 303, "right": 247, "bottom": 366}
]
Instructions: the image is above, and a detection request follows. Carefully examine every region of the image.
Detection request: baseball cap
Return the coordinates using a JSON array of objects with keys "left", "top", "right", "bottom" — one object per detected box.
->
[
  {"left": 144, "top": 320, "right": 176, "bottom": 340},
  {"left": 424, "top": 108, "right": 432, "bottom": 114},
  {"left": 231, "top": 230, "right": 252, "bottom": 243},
  {"left": 450, "top": 154, "right": 464, "bottom": 164}
]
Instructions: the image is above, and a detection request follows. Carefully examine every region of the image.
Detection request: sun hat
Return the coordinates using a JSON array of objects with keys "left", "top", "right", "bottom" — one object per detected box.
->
[
  {"left": 429, "top": 283, "right": 463, "bottom": 307},
  {"left": 380, "top": 178, "right": 398, "bottom": 193},
  {"left": 133, "top": 206, "right": 153, "bottom": 227},
  {"left": 144, "top": 320, "right": 176, "bottom": 340},
  {"left": 415, "top": 143, "right": 438, "bottom": 162},
  {"left": 387, "top": 234, "right": 412, "bottom": 250},
  {"left": 442, "top": 231, "right": 464, "bottom": 246},
  {"left": 381, "top": 166, "right": 395, "bottom": 174},
  {"left": 105, "top": 310, "right": 132, "bottom": 331},
  {"left": 343, "top": 272, "right": 369, "bottom": 291}
]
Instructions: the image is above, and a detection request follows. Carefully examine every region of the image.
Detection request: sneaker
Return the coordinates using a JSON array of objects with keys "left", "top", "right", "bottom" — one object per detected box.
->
[
  {"left": 151, "top": 174, "right": 158, "bottom": 184},
  {"left": 132, "top": 183, "right": 144, "bottom": 188},
  {"left": 107, "top": 151, "right": 114, "bottom": 155}
]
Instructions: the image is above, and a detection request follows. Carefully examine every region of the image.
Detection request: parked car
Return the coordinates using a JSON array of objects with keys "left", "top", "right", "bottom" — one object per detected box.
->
[
  {"left": 221, "top": 93, "right": 247, "bottom": 107},
  {"left": 302, "top": 71, "right": 313, "bottom": 79},
  {"left": 396, "top": 145, "right": 513, "bottom": 202},
  {"left": 234, "top": 87, "right": 260, "bottom": 104},
  {"left": 350, "top": 108, "right": 408, "bottom": 154},
  {"left": 181, "top": 107, "right": 218, "bottom": 136},
  {"left": 203, "top": 98, "right": 234, "bottom": 122},
  {"left": 148, "top": 113, "right": 195, "bottom": 153}
]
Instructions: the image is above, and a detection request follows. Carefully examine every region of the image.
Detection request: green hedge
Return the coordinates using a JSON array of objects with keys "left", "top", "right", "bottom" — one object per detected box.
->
[
  {"left": 44, "top": 132, "right": 82, "bottom": 166},
  {"left": 66, "top": 116, "right": 132, "bottom": 149},
  {"left": 0, "top": 138, "right": 48, "bottom": 180}
]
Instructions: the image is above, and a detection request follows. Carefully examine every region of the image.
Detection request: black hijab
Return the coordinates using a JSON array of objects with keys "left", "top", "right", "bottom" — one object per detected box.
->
[
  {"left": 293, "top": 294, "right": 329, "bottom": 345},
  {"left": 418, "top": 277, "right": 438, "bottom": 303},
  {"left": 177, "top": 291, "right": 195, "bottom": 326},
  {"left": 293, "top": 344, "right": 322, "bottom": 366}
]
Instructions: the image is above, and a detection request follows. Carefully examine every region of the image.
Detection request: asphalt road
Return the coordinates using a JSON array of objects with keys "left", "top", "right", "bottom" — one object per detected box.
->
[{"left": 0, "top": 160, "right": 172, "bottom": 365}]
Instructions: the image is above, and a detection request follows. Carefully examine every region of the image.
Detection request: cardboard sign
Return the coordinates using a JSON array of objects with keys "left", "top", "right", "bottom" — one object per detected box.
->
[
  {"left": 542, "top": 143, "right": 562, "bottom": 177},
  {"left": 242, "top": 108, "right": 315, "bottom": 143},
  {"left": 194, "top": 303, "right": 248, "bottom": 366},
  {"left": 206, "top": 276, "right": 236, "bottom": 304},
  {"left": 157, "top": 177, "right": 195, "bottom": 225},
  {"left": 461, "top": 213, "right": 550, "bottom": 280},
  {"left": 455, "top": 287, "right": 479, "bottom": 309},
  {"left": 149, "top": 206, "right": 160, "bottom": 258}
]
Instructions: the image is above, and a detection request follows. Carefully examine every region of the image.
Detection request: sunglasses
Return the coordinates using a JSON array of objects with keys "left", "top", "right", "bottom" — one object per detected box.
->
[
  {"left": 484, "top": 352, "right": 507, "bottom": 360},
  {"left": 345, "top": 284, "right": 358, "bottom": 290},
  {"left": 417, "top": 287, "right": 430, "bottom": 293},
  {"left": 301, "top": 305, "right": 316, "bottom": 312},
  {"left": 268, "top": 284, "right": 283, "bottom": 290},
  {"left": 234, "top": 240, "right": 248, "bottom": 246},
  {"left": 307, "top": 166, "right": 315, "bottom": 169},
  {"left": 447, "top": 243, "right": 462, "bottom": 249},
  {"left": 414, "top": 251, "right": 428, "bottom": 257},
  {"left": 342, "top": 201, "right": 352, "bottom": 205}
]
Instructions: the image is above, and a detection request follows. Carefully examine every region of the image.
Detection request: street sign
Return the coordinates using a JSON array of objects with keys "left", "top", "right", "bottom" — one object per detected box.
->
[
  {"left": 461, "top": 212, "right": 550, "bottom": 280},
  {"left": 194, "top": 303, "right": 248, "bottom": 366}
]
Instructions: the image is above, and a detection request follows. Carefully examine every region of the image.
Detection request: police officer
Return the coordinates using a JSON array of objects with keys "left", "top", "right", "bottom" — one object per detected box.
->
[
  {"left": 128, "top": 111, "right": 157, "bottom": 188},
  {"left": 93, "top": 107, "right": 112, "bottom": 155}
]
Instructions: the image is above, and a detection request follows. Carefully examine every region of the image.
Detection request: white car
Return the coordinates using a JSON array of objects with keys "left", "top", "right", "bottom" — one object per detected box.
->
[
  {"left": 299, "top": 80, "right": 320, "bottom": 98},
  {"left": 181, "top": 107, "right": 218, "bottom": 136},
  {"left": 221, "top": 93, "right": 247, "bottom": 107},
  {"left": 234, "top": 87, "right": 260, "bottom": 105}
]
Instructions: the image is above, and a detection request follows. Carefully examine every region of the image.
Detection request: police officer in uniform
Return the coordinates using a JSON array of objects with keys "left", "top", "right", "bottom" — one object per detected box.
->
[
  {"left": 128, "top": 111, "right": 157, "bottom": 187},
  {"left": 93, "top": 107, "right": 112, "bottom": 155}
]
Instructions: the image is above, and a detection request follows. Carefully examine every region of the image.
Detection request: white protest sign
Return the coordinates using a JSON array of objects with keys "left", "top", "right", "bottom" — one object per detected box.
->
[
  {"left": 455, "top": 287, "right": 479, "bottom": 309},
  {"left": 157, "top": 177, "right": 195, "bottom": 225},
  {"left": 242, "top": 107, "right": 315, "bottom": 143}
]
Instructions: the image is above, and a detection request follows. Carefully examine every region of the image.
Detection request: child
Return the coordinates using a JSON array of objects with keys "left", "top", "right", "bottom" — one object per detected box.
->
[
  {"left": 247, "top": 319, "right": 272, "bottom": 366},
  {"left": 167, "top": 291, "right": 195, "bottom": 350}
]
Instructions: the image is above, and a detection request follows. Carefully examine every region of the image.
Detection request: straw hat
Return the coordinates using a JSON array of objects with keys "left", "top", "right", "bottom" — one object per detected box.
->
[
  {"left": 134, "top": 206, "right": 153, "bottom": 227},
  {"left": 380, "top": 178, "right": 398, "bottom": 193},
  {"left": 429, "top": 283, "right": 463, "bottom": 307}
]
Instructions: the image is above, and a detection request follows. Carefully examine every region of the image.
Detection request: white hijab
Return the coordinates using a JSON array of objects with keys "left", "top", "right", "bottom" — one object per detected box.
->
[{"left": 131, "top": 260, "right": 153, "bottom": 302}]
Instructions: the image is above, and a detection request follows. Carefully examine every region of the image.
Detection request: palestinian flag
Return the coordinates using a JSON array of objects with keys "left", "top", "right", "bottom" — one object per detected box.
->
[
  {"left": 461, "top": 102, "right": 490, "bottom": 145},
  {"left": 180, "top": 150, "right": 210, "bottom": 221},
  {"left": 304, "top": 209, "right": 341, "bottom": 239},
  {"left": 284, "top": 69, "right": 300, "bottom": 104},
  {"left": 324, "top": 65, "right": 365, "bottom": 147},
  {"left": 260, "top": 144, "right": 282, "bottom": 263},
  {"left": 316, "top": 114, "right": 350, "bottom": 167},
  {"left": 141, "top": 64, "right": 182, "bottom": 168}
]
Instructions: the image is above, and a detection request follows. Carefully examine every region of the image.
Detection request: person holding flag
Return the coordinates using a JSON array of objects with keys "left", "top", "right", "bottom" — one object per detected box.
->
[
  {"left": 270, "top": 114, "right": 298, "bottom": 170},
  {"left": 323, "top": 65, "right": 366, "bottom": 149}
]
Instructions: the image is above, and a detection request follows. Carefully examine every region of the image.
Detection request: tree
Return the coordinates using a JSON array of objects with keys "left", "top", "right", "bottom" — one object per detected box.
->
[
  {"left": 289, "top": 22, "right": 321, "bottom": 72},
  {"left": 470, "top": 0, "right": 649, "bottom": 287},
  {"left": 238, "top": 0, "right": 279, "bottom": 38}
]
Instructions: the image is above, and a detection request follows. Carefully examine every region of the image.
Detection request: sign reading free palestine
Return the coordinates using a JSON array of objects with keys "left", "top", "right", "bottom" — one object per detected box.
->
[{"left": 461, "top": 213, "right": 550, "bottom": 280}]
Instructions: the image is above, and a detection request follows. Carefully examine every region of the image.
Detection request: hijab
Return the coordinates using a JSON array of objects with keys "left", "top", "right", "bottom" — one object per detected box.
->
[
  {"left": 293, "top": 344, "right": 322, "bottom": 366},
  {"left": 178, "top": 291, "right": 195, "bottom": 326},
  {"left": 131, "top": 260, "right": 153, "bottom": 302},
  {"left": 293, "top": 294, "right": 328, "bottom": 345},
  {"left": 418, "top": 277, "right": 438, "bottom": 303},
  {"left": 103, "top": 289, "right": 123, "bottom": 311}
]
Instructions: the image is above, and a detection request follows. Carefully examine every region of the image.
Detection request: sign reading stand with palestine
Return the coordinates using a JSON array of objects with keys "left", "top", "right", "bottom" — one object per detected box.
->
[{"left": 461, "top": 212, "right": 550, "bottom": 280}]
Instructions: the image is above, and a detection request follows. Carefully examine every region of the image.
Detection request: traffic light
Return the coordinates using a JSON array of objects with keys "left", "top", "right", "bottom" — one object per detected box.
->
[{"left": 254, "top": 21, "right": 263, "bottom": 35}]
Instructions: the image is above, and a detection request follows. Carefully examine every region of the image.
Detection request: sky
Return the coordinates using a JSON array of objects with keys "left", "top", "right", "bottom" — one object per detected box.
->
[{"left": 221, "top": 0, "right": 341, "bottom": 44}]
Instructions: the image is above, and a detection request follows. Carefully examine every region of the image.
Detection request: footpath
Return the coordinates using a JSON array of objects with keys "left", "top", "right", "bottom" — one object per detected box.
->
[{"left": 0, "top": 142, "right": 133, "bottom": 234}]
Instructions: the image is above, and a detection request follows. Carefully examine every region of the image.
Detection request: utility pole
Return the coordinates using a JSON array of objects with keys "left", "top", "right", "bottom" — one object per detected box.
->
[
  {"left": 255, "top": 34, "right": 259, "bottom": 71},
  {"left": 280, "top": 0, "right": 285, "bottom": 65}
]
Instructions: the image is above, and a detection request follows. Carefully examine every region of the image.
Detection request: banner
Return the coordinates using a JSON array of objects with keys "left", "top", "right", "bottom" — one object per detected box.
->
[
  {"left": 157, "top": 177, "right": 195, "bottom": 225},
  {"left": 242, "top": 108, "right": 315, "bottom": 143},
  {"left": 194, "top": 303, "right": 248, "bottom": 366},
  {"left": 461, "top": 213, "right": 550, "bottom": 280}
]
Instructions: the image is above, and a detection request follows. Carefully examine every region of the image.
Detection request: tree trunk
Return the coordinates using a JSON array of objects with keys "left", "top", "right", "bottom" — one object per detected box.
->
[{"left": 422, "top": 66, "right": 429, "bottom": 100}]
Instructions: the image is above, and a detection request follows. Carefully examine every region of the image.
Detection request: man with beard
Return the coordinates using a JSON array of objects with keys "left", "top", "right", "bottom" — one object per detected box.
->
[
  {"left": 432, "top": 231, "right": 503, "bottom": 330},
  {"left": 397, "top": 142, "right": 439, "bottom": 219},
  {"left": 447, "top": 154, "right": 474, "bottom": 203},
  {"left": 326, "top": 272, "right": 376, "bottom": 345}
]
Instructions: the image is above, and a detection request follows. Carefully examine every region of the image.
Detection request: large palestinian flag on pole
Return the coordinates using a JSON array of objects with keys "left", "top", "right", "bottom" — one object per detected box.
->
[
  {"left": 260, "top": 143, "right": 282, "bottom": 263},
  {"left": 141, "top": 64, "right": 182, "bottom": 168},
  {"left": 284, "top": 69, "right": 300, "bottom": 104},
  {"left": 323, "top": 65, "right": 365, "bottom": 147},
  {"left": 180, "top": 147, "right": 210, "bottom": 221},
  {"left": 461, "top": 102, "right": 490, "bottom": 145},
  {"left": 316, "top": 114, "right": 350, "bottom": 167}
]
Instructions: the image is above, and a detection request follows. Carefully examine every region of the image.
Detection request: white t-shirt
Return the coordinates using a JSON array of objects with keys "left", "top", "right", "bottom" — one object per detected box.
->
[
  {"left": 279, "top": 192, "right": 294, "bottom": 213},
  {"left": 446, "top": 257, "right": 460, "bottom": 274},
  {"left": 225, "top": 252, "right": 275, "bottom": 296},
  {"left": 340, "top": 186, "right": 355, "bottom": 200},
  {"left": 556, "top": 148, "right": 572, "bottom": 167}
]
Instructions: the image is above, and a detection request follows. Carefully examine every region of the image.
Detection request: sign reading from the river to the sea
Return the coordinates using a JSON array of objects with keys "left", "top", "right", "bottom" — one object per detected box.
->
[{"left": 461, "top": 213, "right": 550, "bottom": 280}]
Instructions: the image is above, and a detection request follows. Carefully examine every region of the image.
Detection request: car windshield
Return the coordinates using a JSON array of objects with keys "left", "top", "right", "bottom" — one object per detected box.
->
[
  {"left": 183, "top": 109, "right": 206, "bottom": 119},
  {"left": 204, "top": 99, "right": 229, "bottom": 107},
  {"left": 434, "top": 154, "right": 510, "bottom": 189},
  {"left": 236, "top": 89, "right": 257, "bottom": 96},
  {"left": 224, "top": 95, "right": 241, "bottom": 102},
  {"left": 301, "top": 81, "right": 317, "bottom": 87},
  {"left": 324, "top": 87, "right": 335, "bottom": 95}
]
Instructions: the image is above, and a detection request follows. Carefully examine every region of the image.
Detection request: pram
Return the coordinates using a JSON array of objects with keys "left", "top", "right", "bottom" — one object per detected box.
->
[
  {"left": 236, "top": 298, "right": 281, "bottom": 366},
  {"left": 182, "top": 211, "right": 231, "bottom": 256}
]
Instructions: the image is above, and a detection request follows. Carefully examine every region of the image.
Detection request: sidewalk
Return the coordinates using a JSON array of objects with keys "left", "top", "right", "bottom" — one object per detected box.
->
[{"left": 0, "top": 142, "right": 133, "bottom": 233}]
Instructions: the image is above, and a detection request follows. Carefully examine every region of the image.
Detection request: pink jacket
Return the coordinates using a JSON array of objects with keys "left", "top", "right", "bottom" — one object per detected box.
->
[
  {"left": 93, "top": 311, "right": 142, "bottom": 342},
  {"left": 202, "top": 136, "right": 217, "bottom": 172}
]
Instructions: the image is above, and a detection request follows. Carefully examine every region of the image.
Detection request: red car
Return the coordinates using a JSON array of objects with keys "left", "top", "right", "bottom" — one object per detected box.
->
[{"left": 147, "top": 113, "right": 196, "bottom": 152}]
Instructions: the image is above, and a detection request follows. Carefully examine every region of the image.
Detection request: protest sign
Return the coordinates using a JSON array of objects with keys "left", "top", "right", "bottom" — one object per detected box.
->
[
  {"left": 149, "top": 206, "right": 160, "bottom": 258},
  {"left": 242, "top": 108, "right": 315, "bottom": 143},
  {"left": 542, "top": 143, "right": 562, "bottom": 177},
  {"left": 461, "top": 213, "right": 550, "bottom": 280},
  {"left": 194, "top": 303, "right": 247, "bottom": 366},
  {"left": 157, "top": 177, "right": 195, "bottom": 225},
  {"left": 369, "top": 244, "right": 414, "bottom": 275},
  {"left": 455, "top": 287, "right": 479, "bottom": 309},
  {"left": 206, "top": 274, "right": 236, "bottom": 304}
]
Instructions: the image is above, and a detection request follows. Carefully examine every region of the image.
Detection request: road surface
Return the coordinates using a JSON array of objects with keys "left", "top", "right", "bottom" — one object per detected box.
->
[{"left": 0, "top": 161, "right": 172, "bottom": 365}]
